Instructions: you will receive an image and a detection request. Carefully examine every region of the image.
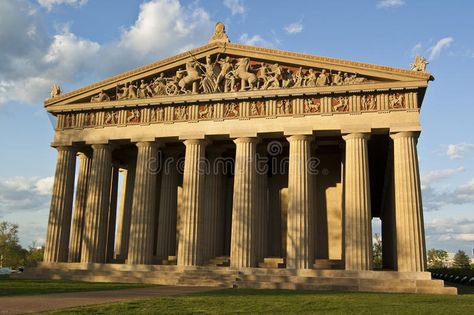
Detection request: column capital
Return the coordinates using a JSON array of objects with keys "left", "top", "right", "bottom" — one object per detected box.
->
[
  {"left": 390, "top": 131, "right": 420, "bottom": 140},
  {"left": 233, "top": 137, "right": 260, "bottom": 145},
  {"left": 342, "top": 133, "right": 370, "bottom": 141},
  {"left": 135, "top": 141, "right": 163, "bottom": 149},
  {"left": 183, "top": 139, "right": 210, "bottom": 146},
  {"left": 286, "top": 134, "right": 314, "bottom": 142},
  {"left": 91, "top": 143, "right": 113, "bottom": 151},
  {"left": 55, "top": 145, "right": 76, "bottom": 152}
]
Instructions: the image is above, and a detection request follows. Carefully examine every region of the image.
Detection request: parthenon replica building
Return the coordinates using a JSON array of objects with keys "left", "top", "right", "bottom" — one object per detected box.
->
[{"left": 32, "top": 23, "right": 456, "bottom": 294}]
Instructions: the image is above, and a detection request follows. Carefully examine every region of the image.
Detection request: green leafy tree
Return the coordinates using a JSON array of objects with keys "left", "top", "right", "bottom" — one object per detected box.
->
[
  {"left": 373, "top": 233, "right": 382, "bottom": 269},
  {"left": 0, "top": 221, "right": 27, "bottom": 268},
  {"left": 427, "top": 248, "right": 448, "bottom": 269},
  {"left": 25, "top": 242, "right": 44, "bottom": 267},
  {"left": 452, "top": 250, "right": 471, "bottom": 269}
]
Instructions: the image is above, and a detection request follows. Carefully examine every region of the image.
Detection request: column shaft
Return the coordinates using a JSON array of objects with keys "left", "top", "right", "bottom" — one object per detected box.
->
[
  {"left": 106, "top": 165, "right": 119, "bottom": 262},
  {"left": 230, "top": 137, "right": 260, "bottom": 268},
  {"left": 156, "top": 152, "right": 179, "bottom": 260},
  {"left": 68, "top": 153, "right": 91, "bottom": 262},
  {"left": 391, "top": 132, "right": 426, "bottom": 272},
  {"left": 81, "top": 144, "right": 113, "bottom": 263},
  {"left": 286, "top": 135, "right": 315, "bottom": 269},
  {"left": 44, "top": 146, "right": 76, "bottom": 263},
  {"left": 127, "top": 142, "right": 158, "bottom": 265},
  {"left": 343, "top": 133, "right": 373, "bottom": 271},
  {"left": 177, "top": 139, "right": 208, "bottom": 266}
]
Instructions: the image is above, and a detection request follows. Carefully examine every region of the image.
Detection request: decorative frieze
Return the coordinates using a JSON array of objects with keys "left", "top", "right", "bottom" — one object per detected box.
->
[{"left": 56, "top": 91, "right": 418, "bottom": 130}]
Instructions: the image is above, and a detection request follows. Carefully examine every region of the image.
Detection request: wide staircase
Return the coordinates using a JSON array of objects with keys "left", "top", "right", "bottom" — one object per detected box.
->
[{"left": 17, "top": 263, "right": 457, "bottom": 295}]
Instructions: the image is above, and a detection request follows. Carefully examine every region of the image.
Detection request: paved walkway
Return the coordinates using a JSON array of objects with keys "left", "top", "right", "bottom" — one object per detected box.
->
[{"left": 0, "top": 286, "right": 220, "bottom": 314}]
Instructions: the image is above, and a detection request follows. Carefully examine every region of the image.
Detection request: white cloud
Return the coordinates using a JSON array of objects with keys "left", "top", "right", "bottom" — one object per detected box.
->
[
  {"left": 0, "top": 176, "right": 53, "bottom": 215},
  {"left": 421, "top": 167, "right": 464, "bottom": 188},
  {"left": 376, "top": 0, "right": 405, "bottom": 9},
  {"left": 0, "top": 0, "right": 214, "bottom": 106},
  {"left": 446, "top": 143, "right": 474, "bottom": 160},
  {"left": 425, "top": 218, "right": 474, "bottom": 252},
  {"left": 422, "top": 177, "right": 474, "bottom": 211},
  {"left": 223, "top": 0, "right": 245, "bottom": 16},
  {"left": 284, "top": 22, "right": 303, "bottom": 34},
  {"left": 239, "top": 33, "right": 273, "bottom": 47},
  {"left": 428, "top": 37, "right": 454, "bottom": 60},
  {"left": 37, "top": 0, "right": 88, "bottom": 11},
  {"left": 411, "top": 42, "right": 422, "bottom": 55}
]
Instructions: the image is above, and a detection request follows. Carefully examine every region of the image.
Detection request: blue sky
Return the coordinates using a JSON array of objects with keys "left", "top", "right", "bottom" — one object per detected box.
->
[{"left": 0, "top": 0, "right": 473, "bottom": 254}]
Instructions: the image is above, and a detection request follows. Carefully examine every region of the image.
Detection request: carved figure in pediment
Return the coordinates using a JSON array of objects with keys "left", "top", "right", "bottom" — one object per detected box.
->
[
  {"left": 332, "top": 71, "right": 343, "bottom": 86},
  {"left": 389, "top": 94, "right": 404, "bottom": 109},
  {"left": 200, "top": 56, "right": 219, "bottom": 94},
  {"left": 333, "top": 96, "right": 349, "bottom": 112},
  {"left": 411, "top": 55, "right": 428, "bottom": 72},
  {"left": 304, "top": 98, "right": 320, "bottom": 113},
  {"left": 91, "top": 89, "right": 111, "bottom": 102},
  {"left": 128, "top": 82, "right": 138, "bottom": 99},
  {"left": 117, "top": 83, "right": 129, "bottom": 100},
  {"left": 127, "top": 109, "right": 141, "bottom": 123},
  {"left": 256, "top": 62, "right": 269, "bottom": 89},
  {"left": 50, "top": 84, "right": 61, "bottom": 98},
  {"left": 178, "top": 62, "right": 200, "bottom": 94},
  {"left": 138, "top": 79, "right": 153, "bottom": 98},
  {"left": 152, "top": 73, "right": 167, "bottom": 95},
  {"left": 234, "top": 58, "right": 257, "bottom": 91},
  {"left": 261, "top": 63, "right": 282, "bottom": 90},
  {"left": 293, "top": 67, "right": 304, "bottom": 88},
  {"left": 224, "top": 103, "right": 239, "bottom": 117},
  {"left": 316, "top": 70, "right": 329, "bottom": 86},
  {"left": 343, "top": 73, "right": 366, "bottom": 85},
  {"left": 305, "top": 69, "right": 317, "bottom": 87},
  {"left": 281, "top": 68, "right": 294, "bottom": 88},
  {"left": 361, "top": 95, "right": 377, "bottom": 111},
  {"left": 215, "top": 56, "right": 233, "bottom": 92}
]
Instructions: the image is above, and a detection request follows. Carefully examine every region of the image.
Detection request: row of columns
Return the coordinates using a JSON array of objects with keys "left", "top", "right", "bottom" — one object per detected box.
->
[{"left": 43, "top": 131, "right": 426, "bottom": 272}]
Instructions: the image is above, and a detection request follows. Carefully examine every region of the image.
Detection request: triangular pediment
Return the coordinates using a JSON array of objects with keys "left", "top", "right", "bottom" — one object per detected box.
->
[{"left": 45, "top": 42, "right": 432, "bottom": 108}]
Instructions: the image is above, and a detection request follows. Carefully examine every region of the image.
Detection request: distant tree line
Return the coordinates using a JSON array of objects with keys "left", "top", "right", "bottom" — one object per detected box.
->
[{"left": 0, "top": 221, "right": 44, "bottom": 269}]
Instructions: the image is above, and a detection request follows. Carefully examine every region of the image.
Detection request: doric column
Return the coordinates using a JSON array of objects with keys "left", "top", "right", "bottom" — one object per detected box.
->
[
  {"left": 81, "top": 144, "right": 113, "bottom": 263},
  {"left": 106, "top": 164, "right": 119, "bottom": 262},
  {"left": 68, "top": 152, "right": 91, "bottom": 262},
  {"left": 343, "top": 133, "right": 373, "bottom": 270},
  {"left": 391, "top": 131, "right": 426, "bottom": 272},
  {"left": 230, "top": 137, "right": 260, "bottom": 268},
  {"left": 177, "top": 139, "right": 208, "bottom": 266},
  {"left": 127, "top": 141, "right": 159, "bottom": 265},
  {"left": 44, "top": 146, "right": 76, "bottom": 263},
  {"left": 286, "top": 135, "right": 315, "bottom": 269},
  {"left": 114, "top": 159, "right": 136, "bottom": 261},
  {"left": 256, "top": 146, "right": 269, "bottom": 263},
  {"left": 155, "top": 150, "right": 179, "bottom": 260}
]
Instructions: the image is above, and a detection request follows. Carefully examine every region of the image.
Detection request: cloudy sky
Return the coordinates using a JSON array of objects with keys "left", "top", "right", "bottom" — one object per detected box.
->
[{"left": 0, "top": 0, "right": 473, "bottom": 254}]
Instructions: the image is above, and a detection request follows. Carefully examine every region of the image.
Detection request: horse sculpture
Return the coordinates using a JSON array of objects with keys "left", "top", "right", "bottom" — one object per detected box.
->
[
  {"left": 234, "top": 58, "right": 257, "bottom": 91},
  {"left": 178, "top": 62, "right": 201, "bottom": 93}
]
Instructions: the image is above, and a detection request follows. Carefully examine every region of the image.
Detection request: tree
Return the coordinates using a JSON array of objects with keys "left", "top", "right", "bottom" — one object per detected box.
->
[
  {"left": 427, "top": 248, "right": 448, "bottom": 269},
  {"left": 25, "top": 242, "right": 44, "bottom": 267},
  {"left": 452, "top": 250, "right": 471, "bottom": 269},
  {"left": 0, "top": 221, "right": 27, "bottom": 268},
  {"left": 373, "top": 233, "right": 382, "bottom": 269}
]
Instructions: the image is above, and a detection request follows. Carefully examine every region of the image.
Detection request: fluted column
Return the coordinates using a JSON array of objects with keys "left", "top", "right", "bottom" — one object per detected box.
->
[
  {"left": 256, "top": 147, "right": 269, "bottom": 263},
  {"left": 177, "top": 139, "right": 208, "bottom": 266},
  {"left": 106, "top": 165, "right": 119, "bottom": 262},
  {"left": 44, "top": 146, "right": 77, "bottom": 263},
  {"left": 114, "top": 159, "right": 136, "bottom": 261},
  {"left": 81, "top": 144, "right": 113, "bottom": 263},
  {"left": 286, "top": 135, "right": 315, "bottom": 269},
  {"left": 156, "top": 150, "right": 179, "bottom": 260},
  {"left": 343, "top": 133, "right": 373, "bottom": 270},
  {"left": 68, "top": 152, "right": 91, "bottom": 262},
  {"left": 127, "top": 141, "right": 159, "bottom": 265},
  {"left": 391, "top": 131, "right": 426, "bottom": 272},
  {"left": 230, "top": 137, "right": 260, "bottom": 268}
]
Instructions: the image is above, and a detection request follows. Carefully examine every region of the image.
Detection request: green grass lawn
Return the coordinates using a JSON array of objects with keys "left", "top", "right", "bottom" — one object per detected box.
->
[
  {"left": 47, "top": 286, "right": 474, "bottom": 315},
  {"left": 0, "top": 276, "right": 152, "bottom": 296}
]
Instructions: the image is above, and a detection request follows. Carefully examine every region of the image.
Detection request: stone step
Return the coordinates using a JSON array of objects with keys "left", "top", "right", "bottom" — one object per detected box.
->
[
  {"left": 313, "top": 259, "right": 344, "bottom": 270},
  {"left": 258, "top": 257, "right": 286, "bottom": 269}
]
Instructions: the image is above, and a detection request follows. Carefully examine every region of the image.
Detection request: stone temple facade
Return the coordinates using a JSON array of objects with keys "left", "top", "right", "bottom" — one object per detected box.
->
[{"left": 31, "top": 23, "right": 456, "bottom": 294}]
